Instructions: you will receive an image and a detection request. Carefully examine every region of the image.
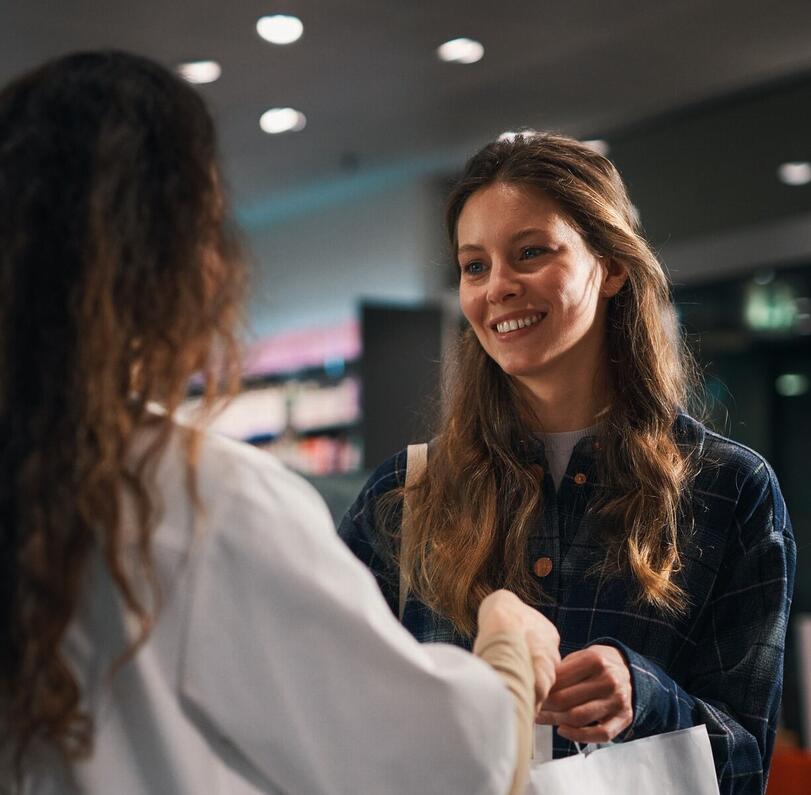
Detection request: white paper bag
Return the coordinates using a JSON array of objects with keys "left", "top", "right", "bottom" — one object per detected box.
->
[{"left": 526, "top": 725, "right": 719, "bottom": 795}]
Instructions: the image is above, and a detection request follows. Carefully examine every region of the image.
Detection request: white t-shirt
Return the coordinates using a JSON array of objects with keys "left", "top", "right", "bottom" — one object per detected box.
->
[
  {"left": 537, "top": 425, "right": 597, "bottom": 490},
  {"left": 17, "top": 425, "right": 516, "bottom": 795}
]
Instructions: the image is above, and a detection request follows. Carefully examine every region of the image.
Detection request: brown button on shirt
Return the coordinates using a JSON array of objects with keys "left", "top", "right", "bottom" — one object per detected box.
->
[{"left": 533, "top": 557, "right": 553, "bottom": 578}]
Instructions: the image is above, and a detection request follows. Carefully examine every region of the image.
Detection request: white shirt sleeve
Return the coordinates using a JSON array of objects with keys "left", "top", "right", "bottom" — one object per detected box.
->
[{"left": 178, "top": 447, "right": 516, "bottom": 795}]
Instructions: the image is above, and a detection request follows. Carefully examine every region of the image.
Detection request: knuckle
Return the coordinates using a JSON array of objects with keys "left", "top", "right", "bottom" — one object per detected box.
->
[
  {"left": 593, "top": 654, "right": 610, "bottom": 672},
  {"left": 594, "top": 726, "right": 612, "bottom": 743}
]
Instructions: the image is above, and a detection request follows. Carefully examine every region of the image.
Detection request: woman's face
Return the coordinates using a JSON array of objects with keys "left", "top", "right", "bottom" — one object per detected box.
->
[{"left": 456, "top": 182, "right": 625, "bottom": 391}]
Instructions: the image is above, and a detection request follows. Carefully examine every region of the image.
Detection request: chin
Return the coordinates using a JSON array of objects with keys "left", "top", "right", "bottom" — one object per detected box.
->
[{"left": 493, "top": 358, "right": 552, "bottom": 380}]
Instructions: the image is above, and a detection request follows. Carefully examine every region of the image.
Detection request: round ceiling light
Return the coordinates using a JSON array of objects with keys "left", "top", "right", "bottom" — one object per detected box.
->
[
  {"left": 260, "top": 107, "right": 307, "bottom": 134},
  {"left": 257, "top": 15, "right": 304, "bottom": 45},
  {"left": 177, "top": 60, "right": 222, "bottom": 84},
  {"left": 437, "top": 38, "right": 484, "bottom": 64},
  {"left": 777, "top": 161, "right": 811, "bottom": 186}
]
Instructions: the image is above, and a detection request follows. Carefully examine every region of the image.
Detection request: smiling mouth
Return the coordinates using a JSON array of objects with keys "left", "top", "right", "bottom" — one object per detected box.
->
[{"left": 493, "top": 313, "right": 545, "bottom": 334}]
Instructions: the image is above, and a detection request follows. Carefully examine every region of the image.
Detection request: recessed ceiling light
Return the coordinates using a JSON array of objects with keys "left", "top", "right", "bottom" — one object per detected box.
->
[
  {"left": 257, "top": 15, "right": 304, "bottom": 45},
  {"left": 777, "top": 161, "right": 811, "bottom": 186},
  {"left": 177, "top": 60, "right": 222, "bottom": 84},
  {"left": 260, "top": 107, "right": 307, "bottom": 135},
  {"left": 437, "top": 38, "right": 484, "bottom": 64},
  {"left": 582, "top": 139, "right": 610, "bottom": 156}
]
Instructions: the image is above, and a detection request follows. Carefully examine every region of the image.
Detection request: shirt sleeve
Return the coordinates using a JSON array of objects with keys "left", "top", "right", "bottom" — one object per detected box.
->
[
  {"left": 474, "top": 632, "right": 535, "bottom": 795},
  {"left": 177, "top": 455, "right": 518, "bottom": 795},
  {"left": 592, "top": 461, "right": 796, "bottom": 795}
]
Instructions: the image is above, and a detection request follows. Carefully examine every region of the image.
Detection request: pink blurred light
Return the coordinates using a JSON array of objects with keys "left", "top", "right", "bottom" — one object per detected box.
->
[{"left": 243, "top": 318, "right": 361, "bottom": 377}]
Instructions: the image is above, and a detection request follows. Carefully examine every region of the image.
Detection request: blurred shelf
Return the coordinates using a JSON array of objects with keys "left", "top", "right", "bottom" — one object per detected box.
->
[{"left": 254, "top": 432, "right": 363, "bottom": 476}]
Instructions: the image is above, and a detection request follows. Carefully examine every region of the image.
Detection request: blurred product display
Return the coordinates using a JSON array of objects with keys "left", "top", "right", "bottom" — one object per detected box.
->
[
  {"left": 257, "top": 428, "right": 362, "bottom": 476},
  {"left": 179, "top": 320, "right": 362, "bottom": 476},
  {"left": 179, "top": 302, "right": 450, "bottom": 479},
  {"left": 180, "top": 370, "right": 362, "bottom": 476}
]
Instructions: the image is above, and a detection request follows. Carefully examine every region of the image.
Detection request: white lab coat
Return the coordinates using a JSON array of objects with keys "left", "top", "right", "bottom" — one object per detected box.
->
[{"left": 18, "top": 425, "right": 516, "bottom": 794}]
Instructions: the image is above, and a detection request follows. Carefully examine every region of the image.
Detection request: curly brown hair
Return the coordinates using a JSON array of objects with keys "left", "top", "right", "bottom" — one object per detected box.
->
[
  {"left": 395, "top": 132, "right": 698, "bottom": 636},
  {"left": 0, "top": 51, "right": 244, "bottom": 774}
]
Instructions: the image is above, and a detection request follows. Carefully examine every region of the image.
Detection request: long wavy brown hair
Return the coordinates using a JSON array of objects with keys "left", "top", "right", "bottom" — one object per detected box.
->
[
  {"left": 396, "top": 132, "right": 698, "bottom": 637},
  {"left": 0, "top": 51, "right": 244, "bottom": 774}
]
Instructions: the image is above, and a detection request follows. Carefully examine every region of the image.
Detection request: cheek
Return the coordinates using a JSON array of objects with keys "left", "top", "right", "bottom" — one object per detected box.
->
[
  {"left": 458, "top": 288, "right": 480, "bottom": 325},
  {"left": 557, "top": 278, "right": 601, "bottom": 323}
]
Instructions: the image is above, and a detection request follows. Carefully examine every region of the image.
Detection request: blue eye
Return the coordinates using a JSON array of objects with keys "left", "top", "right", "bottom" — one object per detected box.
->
[
  {"left": 520, "top": 246, "right": 548, "bottom": 260},
  {"left": 461, "top": 260, "right": 485, "bottom": 276}
]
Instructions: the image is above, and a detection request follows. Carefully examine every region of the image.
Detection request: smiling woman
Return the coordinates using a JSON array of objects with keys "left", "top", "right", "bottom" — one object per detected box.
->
[
  {"left": 339, "top": 131, "right": 796, "bottom": 795},
  {"left": 456, "top": 182, "right": 627, "bottom": 431}
]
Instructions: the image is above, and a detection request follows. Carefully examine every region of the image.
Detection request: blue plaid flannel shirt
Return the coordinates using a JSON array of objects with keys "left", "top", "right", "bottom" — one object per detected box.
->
[{"left": 338, "top": 414, "right": 796, "bottom": 795}]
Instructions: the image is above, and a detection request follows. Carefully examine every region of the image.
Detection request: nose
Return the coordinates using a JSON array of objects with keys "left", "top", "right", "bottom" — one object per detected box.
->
[{"left": 486, "top": 258, "right": 523, "bottom": 304}]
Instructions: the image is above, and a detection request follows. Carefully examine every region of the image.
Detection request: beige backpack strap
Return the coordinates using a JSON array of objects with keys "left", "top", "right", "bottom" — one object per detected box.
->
[{"left": 400, "top": 443, "right": 428, "bottom": 621}]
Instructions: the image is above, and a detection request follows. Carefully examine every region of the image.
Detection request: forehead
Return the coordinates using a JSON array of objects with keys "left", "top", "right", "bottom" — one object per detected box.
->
[{"left": 456, "top": 182, "right": 574, "bottom": 245}]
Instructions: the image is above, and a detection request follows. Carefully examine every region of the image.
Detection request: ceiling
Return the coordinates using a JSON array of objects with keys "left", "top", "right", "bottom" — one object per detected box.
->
[{"left": 3, "top": 0, "right": 811, "bottom": 221}]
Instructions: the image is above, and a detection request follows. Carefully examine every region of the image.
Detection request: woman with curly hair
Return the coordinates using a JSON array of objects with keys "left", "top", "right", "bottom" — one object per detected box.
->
[
  {"left": 340, "top": 131, "right": 796, "bottom": 794},
  {"left": 0, "top": 53, "right": 561, "bottom": 794}
]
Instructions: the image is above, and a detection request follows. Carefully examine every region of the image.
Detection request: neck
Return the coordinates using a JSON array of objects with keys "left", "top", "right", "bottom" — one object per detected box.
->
[{"left": 515, "top": 361, "right": 609, "bottom": 433}]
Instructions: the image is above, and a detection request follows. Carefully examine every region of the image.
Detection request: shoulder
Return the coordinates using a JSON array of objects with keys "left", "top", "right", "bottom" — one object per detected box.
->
[
  {"left": 676, "top": 414, "right": 776, "bottom": 492},
  {"left": 155, "top": 423, "right": 334, "bottom": 553},
  {"left": 678, "top": 415, "right": 792, "bottom": 548},
  {"left": 202, "top": 429, "right": 330, "bottom": 527},
  {"left": 345, "top": 448, "right": 408, "bottom": 520},
  {"left": 194, "top": 427, "right": 309, "bottom": 493},
  {"left": 336, "top": 447, "right": 415, "bottom": 556},
  {"left": 691, "top": 418, "right": 778, "bottom": 497},
  {"left": 363, "top": 448, "right": 409, "bottom": 499}
]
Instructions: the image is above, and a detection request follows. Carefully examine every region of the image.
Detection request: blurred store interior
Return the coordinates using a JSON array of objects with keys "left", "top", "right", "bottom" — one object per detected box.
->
[{"left": 3, "top": 0, "right": 811, "bottom": 775}]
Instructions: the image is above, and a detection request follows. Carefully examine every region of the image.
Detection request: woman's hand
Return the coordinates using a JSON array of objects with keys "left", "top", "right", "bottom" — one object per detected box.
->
[
  {"left": 476, "top": 590, "right": 561, "bottom": 705},
  {"left": 536, "top": 644, "right": 633, "bottom": 743}
]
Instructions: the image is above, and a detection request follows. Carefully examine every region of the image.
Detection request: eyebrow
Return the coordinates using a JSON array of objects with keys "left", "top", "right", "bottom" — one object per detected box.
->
[{"left": 457, "top": 227, "right": 552, "bottom": 254}]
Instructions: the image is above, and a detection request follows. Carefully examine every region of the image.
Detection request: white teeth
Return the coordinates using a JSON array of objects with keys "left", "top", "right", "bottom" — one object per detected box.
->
[{"left": 495, "top": 314, "right": 542, "bottom": 334}]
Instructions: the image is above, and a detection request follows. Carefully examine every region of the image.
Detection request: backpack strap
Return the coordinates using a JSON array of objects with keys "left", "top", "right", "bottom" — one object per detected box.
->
[{"left": 399, "top": 443, "right": 428, "bottom": 621}]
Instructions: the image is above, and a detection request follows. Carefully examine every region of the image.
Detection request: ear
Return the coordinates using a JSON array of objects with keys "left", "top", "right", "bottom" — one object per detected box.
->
[{"left": 600, "top": 258, "right": 628, "bottom": 298}]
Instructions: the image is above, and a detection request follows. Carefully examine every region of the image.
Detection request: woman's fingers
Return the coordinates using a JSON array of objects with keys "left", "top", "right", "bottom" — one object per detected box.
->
[
  {"left": 546, "top": 648, "right": 603, "bottom": 690},
  {"left": 535, "top": 644, "right": 633, "bottom": 740},
  {"left": 557, "top": 715, "right": 631, "bottom": 744},
  {"left": 537, "top": 695, "right": 625, "bottom": 727},
  {"left": 541, "top": 678, "right": 610, "bottom": 712}
]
